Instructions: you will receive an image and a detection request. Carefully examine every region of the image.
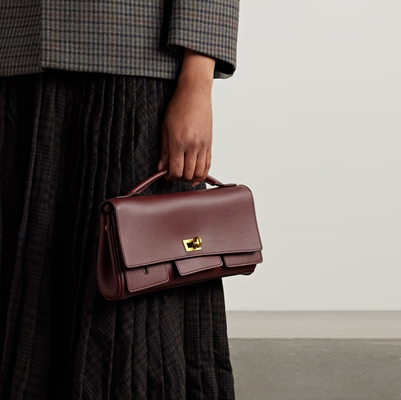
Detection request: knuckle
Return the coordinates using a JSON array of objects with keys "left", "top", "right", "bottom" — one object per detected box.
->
[
  {"left": 172, "top": 138, "right": 187, "bottom": 152},
  {"left": 193, "top": 170, "right": 204, "bottom": 180},
  {"left": 166, "top": 168, "right": 182, "bottom": 181},
  {"left": 198, "top": 140, "right": 208, "bottom": 150},
  {"left": 172, "top": 170, "right": 183, "bottom": 179},
  {"left": 197, "top": 172, "right": 207, "bottom": 183},
  {"left": 183, "top": 169, "right": 194, "bottom": 181}
]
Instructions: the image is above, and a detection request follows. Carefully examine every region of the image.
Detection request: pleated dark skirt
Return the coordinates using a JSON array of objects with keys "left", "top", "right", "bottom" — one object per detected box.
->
[{"left": 0, "top": 69, "right": 235, "bottom": 400}]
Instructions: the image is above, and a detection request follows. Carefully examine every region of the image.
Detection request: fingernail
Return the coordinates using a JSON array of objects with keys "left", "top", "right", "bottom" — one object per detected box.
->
[
  {"left": 192, "top": 182, "right": 200, "bottom": 187},
  {"left": 157, "top": 160, "right": 162, "bottom": 171}
]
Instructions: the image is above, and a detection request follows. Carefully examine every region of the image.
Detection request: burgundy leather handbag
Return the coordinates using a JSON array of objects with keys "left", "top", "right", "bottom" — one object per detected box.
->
[{"left": 97, "top": 168, "right": 263, "bottom": 301}]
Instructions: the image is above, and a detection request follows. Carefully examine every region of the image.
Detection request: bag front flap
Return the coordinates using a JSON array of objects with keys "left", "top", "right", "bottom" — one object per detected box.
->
[
  {"left": 224, "top": 251, "right": 263, "bottom": 268},
  {"left": 110, "top": 184, "right": 263, "bottom": 268},
  {"left": 125, "top": 262, "right": 169, "bottom": 292},
  {"left": 175, "top": 255, "right": 223, "bottom": 276}
]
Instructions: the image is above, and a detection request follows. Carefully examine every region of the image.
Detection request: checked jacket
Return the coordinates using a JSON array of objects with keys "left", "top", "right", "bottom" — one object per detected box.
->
[{"left": 0, "top": 0, "right": 240, "bottom": 79}]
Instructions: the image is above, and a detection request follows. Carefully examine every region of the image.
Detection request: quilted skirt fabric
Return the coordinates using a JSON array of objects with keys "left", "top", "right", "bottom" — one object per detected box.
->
[{"left": 0, "top": 69, "right": 235, "bottom": 400}]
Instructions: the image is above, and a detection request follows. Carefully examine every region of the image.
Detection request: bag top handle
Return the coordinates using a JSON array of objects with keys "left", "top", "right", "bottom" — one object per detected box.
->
[{"left": 124, "top": 168, "right": 236, "bottom": 197}]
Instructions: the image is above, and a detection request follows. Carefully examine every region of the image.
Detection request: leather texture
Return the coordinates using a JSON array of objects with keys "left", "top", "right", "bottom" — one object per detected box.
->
[{"left": 97, "top": 168, "right": 263, "bottom": 301}]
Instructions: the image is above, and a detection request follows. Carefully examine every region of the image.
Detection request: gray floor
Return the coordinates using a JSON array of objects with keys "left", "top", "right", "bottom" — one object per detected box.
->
[
  {"left": 226, "top": 312, "right": 401, "bottom": 399},
  {"left": 229, "top": 339, "right": 401, "bottom": 400},
  {"left": 226, "top": 311, "right": 401, "bottom": 339}
]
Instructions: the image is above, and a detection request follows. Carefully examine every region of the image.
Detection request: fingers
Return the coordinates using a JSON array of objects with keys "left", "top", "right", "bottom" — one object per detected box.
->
[
  {"left": 192, "top": 150, "right": 206, "bottom": 186},
  {"left": 165, "top": 146, "right": 211, "bottom": 184},
  {"left": 192, "top": 148, "right": 212, "bottom": 186},
  {"left": 158, "top": 124, "right": 170, "bottom": 171},
  {"left": 204, "top": 148, "right": 212, "bottom": 178},
  {"left": 193, "top": 150, "right": 206, "bottom": 179},
  {"left": 183, "top": 151, "right": 198, "bottom": 182},
  {"left": 165, "top": 144, "right": 185, "bottom": 181},
  {"left": 164, "top": 133, "right": 209, "bottom": 183}
]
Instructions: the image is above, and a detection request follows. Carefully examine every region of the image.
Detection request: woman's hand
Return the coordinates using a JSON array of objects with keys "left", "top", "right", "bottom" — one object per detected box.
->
[{"left": 158, "top": 48, "right": 216, "bottom": 186}]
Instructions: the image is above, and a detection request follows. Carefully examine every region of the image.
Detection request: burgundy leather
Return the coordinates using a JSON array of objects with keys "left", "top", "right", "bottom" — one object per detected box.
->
[{"left": 97, "top": 168, "right": 263, "bottom": 301}]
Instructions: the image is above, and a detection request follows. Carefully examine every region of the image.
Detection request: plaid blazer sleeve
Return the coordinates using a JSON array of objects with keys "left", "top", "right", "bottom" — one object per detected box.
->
[{"left": 166, "top": 0, "right": 240, "bottom": 79}]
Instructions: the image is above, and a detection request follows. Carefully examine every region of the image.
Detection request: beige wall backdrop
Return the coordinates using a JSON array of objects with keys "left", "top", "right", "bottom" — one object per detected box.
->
[{"left": 211, "top": 0, "right": 401, "bottom": 311}]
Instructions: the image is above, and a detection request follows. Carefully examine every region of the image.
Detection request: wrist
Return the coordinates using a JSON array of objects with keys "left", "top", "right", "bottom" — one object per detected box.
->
[
  {"left": 177, "top": 71, "right": 213, "bottom": 94},
  {"left": 177, "top": 48, "right": 215, "bottom": 93}
]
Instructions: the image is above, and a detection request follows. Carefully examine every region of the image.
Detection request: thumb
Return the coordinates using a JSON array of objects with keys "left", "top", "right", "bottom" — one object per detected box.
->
[{"left": 158, "top": 125, "right": 170, "bottom": 171}]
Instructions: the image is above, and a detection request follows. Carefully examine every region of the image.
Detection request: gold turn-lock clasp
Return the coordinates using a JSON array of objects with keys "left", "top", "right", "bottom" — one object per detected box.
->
[{"left": 183, "top": 236, "right": 202, "bottom": 252}]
